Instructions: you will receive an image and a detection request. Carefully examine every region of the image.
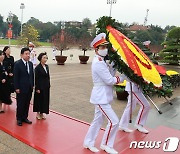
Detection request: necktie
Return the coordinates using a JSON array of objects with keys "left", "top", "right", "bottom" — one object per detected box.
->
[{"left": 25, "top": 62, "right": 28, "bottom": 73}]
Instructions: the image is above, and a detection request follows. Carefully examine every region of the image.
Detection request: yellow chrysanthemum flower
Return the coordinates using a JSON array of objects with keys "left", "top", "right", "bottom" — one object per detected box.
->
[
  {"left": 166, "top": 70, "right": 179, "bottom": 76},
  {"left": 109, "top": 33, "right": 127, "bottom": 64},
  {"left": 117, "top": 80, "right": 126, "bottom": 86}
]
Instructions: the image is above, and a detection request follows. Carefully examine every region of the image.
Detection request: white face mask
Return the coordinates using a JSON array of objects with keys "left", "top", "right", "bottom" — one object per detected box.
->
[
  {"left": 29, "top": 47, "right": 33, "bottom": 51},
  {"left": 98, "top": 49, "right": 108, "bottom": 57}
]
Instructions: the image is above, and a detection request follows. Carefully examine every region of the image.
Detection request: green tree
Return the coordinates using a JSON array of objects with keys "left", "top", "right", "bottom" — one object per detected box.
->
[
  {"left": 39, "top": 22, "right": 58, "bottom": 42},
  {"left": 0, "top": 15, "right": 3, "bottom": 27},
  {"left": 164, "top": 25, "right": 176, "bottom": 33},
  {"left": 27, "top": 17, "right": 58, "bottom": 42},
  {"left": 1, "top": 22, "right": 8, "bottom": 37},
  {"left": 135, "top": 30, "right": 153, "bottom": 43},
  {"left": 148, "top": 25, "right": 165, "bottom": 44},
  {"left": 17, "top": 24, "right": 40, "bottom": 46},
  {"left": 160, "top": 27, "right": 180, "bottom": 65},
  {"left": 11, "top": 14, "right": 21, "bottom": 37},
  {"left": 27, "top": 17, "right": 42, "bottom": 28},
  {"left": 0, "top": 13, "right": 21, "bottom": 38},
  {"left": 0, "top": 15, "right": 8, "bottom": 38},
  {"left": 0, "top": 14, "right": 4, "bottom": 37},
  {"left": 82, "top": 18, "right": 92, "bottom": 30},
  {"left": 65, "top": 18, "right": 93, "bottom": 43},
  {"left": 65, "top": 25, "right": 82, "bottom": 41},
  {"left": 128, "top": 25, "right": 165, "bottom": 45}
]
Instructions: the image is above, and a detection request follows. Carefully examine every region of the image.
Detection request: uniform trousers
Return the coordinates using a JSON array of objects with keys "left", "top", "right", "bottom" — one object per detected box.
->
[
  {"left": 119, "top": 91, "right": 150, "bottom": 128},
  {"left": 84, "top": 104, "right": 119, "bottom": 148}
]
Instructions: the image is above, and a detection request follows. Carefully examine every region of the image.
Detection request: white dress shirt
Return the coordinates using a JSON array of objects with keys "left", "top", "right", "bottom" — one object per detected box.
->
[{"left": 22, "top": 58, "right": 30, "bottom": 74}]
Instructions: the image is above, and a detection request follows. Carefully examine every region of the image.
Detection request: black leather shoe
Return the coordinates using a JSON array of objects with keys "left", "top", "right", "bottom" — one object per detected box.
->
[
  {"left": 23, "top": 119, "right": 32, "bottom": 124},
  {"left": 0, "top": 110, "right": 5, "bottom": 113},
  {"left": 17, "top": 120, "right": 22, "bottom": 126}
]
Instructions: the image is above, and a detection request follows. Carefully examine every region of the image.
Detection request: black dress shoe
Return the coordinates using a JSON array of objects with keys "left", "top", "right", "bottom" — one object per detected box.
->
[
  {"left": 23, "top": 119, "right": 32, "bottom": 124},
  {"left": 0, "top": 110, "right": 5, "bottom": 113},
  {"left": 17, "top": 120, "right": 22, "bottom": 126}
]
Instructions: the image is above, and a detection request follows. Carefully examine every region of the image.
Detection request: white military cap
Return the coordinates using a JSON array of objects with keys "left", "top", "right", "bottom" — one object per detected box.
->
[
  {"left": 90, "top": 33, "right": 109, "bottom": 48},
  {"left": 29, "top": 42, "right": 35, "bottom": 47}
]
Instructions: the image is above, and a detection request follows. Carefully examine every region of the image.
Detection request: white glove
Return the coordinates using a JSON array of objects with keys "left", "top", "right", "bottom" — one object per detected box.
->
[{"left": 106, "top": 61, "right": 114, "bottom": 68}]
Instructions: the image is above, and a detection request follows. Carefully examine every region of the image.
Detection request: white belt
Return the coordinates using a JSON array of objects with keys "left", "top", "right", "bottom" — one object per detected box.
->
[{"left": 93, "top": 82, "right": 107, "bottom": 87}]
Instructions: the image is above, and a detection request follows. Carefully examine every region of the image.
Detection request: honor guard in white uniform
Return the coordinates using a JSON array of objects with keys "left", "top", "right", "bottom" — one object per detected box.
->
[
  {"left": 119, "top": 80, "right": 150, "bottom": 134},
  {"left": 29, "top": 42, "right": 37, "bottom": 68},
  {"left": 52, "top": 47, "right": 56, "bottom": 60},
  {"left": 83, "top": 33, "right": 122, "bottom": 154}
]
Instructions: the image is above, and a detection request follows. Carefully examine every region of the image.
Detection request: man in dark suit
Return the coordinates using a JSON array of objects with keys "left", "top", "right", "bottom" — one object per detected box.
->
[{"left": 14, "top": 47, "right": 34, "bottom": 126}]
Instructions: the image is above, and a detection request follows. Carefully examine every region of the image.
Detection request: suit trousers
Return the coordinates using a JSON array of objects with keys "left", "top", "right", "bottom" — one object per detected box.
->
[
  {"left": 16, "top": 88, "right": 32, "bottom": 121},
  {"left": 84, "top": 104, "right": 119, "bottom": 148},
  {"left": 119, "top": 91, "right": 150, "bottom": 128}
]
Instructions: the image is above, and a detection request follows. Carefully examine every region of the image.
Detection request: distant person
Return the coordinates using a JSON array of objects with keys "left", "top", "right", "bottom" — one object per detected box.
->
[
  {"left": 3, "top": 46, "right": 15, "bottom": 93},
  {"left": 29, "top": 42, "right": 37, "bottom": 68},
  {"left": 0, "top": 50, "right": 12, "bottom": 113},
  {"left": 14, "top": 47, "right": 34, "bottom": 126},
  {"left": 33, "top": 52, "right": 50, "bottom": 120},
  {"left": 52, "top": 47, "right": 56, "bottom": 60}
]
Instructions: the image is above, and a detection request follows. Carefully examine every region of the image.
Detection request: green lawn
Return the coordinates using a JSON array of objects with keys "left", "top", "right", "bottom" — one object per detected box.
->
[
  {"left": 39, "top": 41, "right": 51, "bottom": 46},
  {"left": 0, "top": 39, "right": 18, "bottom": 45},
  {"left": 0, "top": 39, "right": 51, "bottom": 46}
]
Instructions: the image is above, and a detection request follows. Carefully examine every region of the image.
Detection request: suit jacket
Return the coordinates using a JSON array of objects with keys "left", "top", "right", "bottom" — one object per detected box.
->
[
  {"left": 13, "top": 59, "right": 34, "bottom": 93},
  {"left": 35, "top": 63, "right": 50, "bottom": 90}
]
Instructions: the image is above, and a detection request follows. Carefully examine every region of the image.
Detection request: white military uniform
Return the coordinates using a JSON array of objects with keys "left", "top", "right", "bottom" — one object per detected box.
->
[
  {"left": 119, "top": 81, "right": 150, "bottom": 128},
  {"left": 52, "top": 48, "right": 56, "bottom": 60},
  {"left": 84, "top": 54, "right": 120, "bottom": 148},
  {"left": 30, "top": 49, "right": 37, "bottom": 68},
  {"left": 29, "top": 42, "right": 37, "bottom": 68}
]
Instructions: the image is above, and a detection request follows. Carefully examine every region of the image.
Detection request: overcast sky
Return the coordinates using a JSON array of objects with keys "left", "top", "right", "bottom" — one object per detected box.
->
[{"left": 0, "top": 0, "right": 180, "bottom": 28}]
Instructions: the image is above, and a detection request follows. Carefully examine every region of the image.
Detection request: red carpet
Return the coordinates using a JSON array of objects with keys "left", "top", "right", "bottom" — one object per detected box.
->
[{"left": 0, "top": 98, "right": 179, "bottom": 154}]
